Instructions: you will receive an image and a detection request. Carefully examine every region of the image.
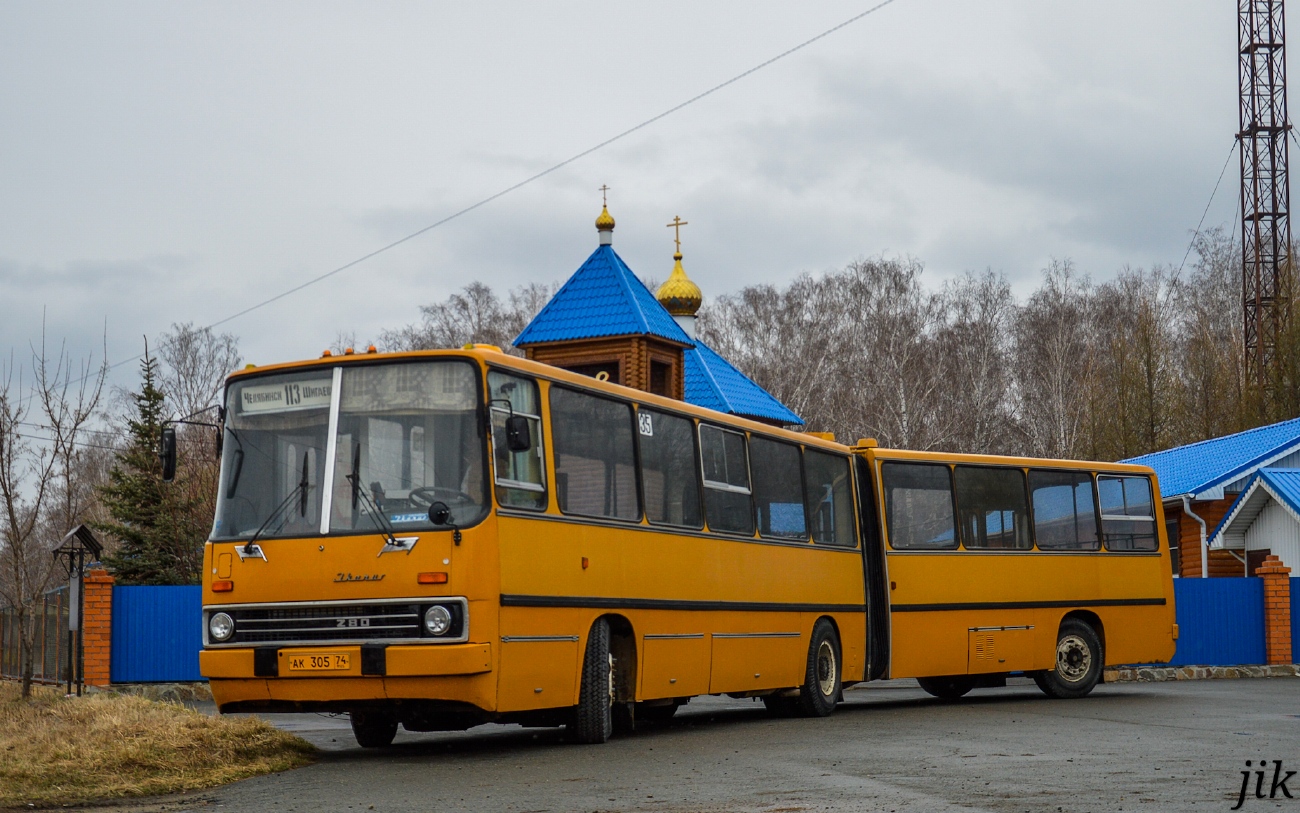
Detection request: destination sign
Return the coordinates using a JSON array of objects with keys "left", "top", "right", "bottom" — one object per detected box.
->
[{"left": 239, "top": 378, "right": 333, "bottom": 414}]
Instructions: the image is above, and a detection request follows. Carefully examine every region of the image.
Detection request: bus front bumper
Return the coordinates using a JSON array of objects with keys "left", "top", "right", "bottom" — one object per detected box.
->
[
  {"left": 202, "top": 642, "right": 495, "bottom": 712},
  {"left": 201, "top": 642, "right": 492, "bottom": 679}
]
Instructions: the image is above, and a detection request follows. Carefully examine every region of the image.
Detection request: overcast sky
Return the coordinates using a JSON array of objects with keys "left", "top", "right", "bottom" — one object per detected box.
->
[{"left": 0, "top": 2, "right": 1252, "bottom": 396}]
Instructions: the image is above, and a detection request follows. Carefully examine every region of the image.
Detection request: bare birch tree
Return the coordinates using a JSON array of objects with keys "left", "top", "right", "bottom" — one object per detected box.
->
[
  {"left": 383, "top": 281, "right": 558, "bottom": 355},
  {"left": 937, "top": 270, "right": 1020, "bottom": 454},
  {"left": 1014, "top": 260, "right": 1094, "bottom": 459},
  {"left": 699, "top": 274, "right": 839, "bottom": 430},
  {"left": 0, "top": 339, "right": 105, "bottom": 698},
  {"left": 157, "top": 322, "right": 241, "bottom": 422}
]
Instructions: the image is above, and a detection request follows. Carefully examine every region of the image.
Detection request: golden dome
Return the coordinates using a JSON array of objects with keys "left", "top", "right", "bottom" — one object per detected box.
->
[
  {"left": 656, "top": 253, "right": 703, "bottom": 317},
  {"left": 595, "top": 205, "right": 616, "bottom": 232}
]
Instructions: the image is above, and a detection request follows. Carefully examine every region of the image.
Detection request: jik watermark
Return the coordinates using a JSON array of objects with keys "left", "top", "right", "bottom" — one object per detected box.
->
[{"left": 1233, "top": 760, "right": 1296, "bottom": 809}]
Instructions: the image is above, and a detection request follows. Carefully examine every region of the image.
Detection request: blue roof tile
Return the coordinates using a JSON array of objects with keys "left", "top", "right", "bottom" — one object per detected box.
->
[
  {"left": 1123, "top": 415, "right": 1300, "bottom": 498},
  {"left": 1259, "top": 468, "right": 1300, "bottom": 510},
  {"left": 685, "top": 342, "right": 804, "bottom": 426},
  {"left": 514, "top": 245, "right": 691, "bottom": 346}
]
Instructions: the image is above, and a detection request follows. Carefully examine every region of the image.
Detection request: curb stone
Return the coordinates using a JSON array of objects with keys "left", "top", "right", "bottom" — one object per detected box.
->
[
  {"left": 1104, "top": 664, "right": 1300, "bottom": 682},
  {"left": 87, "top": 682, "right": 213, "bottom": 702}
]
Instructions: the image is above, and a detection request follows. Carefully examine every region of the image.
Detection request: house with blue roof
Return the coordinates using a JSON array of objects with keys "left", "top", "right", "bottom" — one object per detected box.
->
[
  {"left": 513, "top": 205, "right": 803, "bottom": 427},
  {"left": 1206, "top": 468, "right": 1300, "bottom": 575},
  {"left": 1124, "top": 415, "right": 1300, "bottom": 577}
]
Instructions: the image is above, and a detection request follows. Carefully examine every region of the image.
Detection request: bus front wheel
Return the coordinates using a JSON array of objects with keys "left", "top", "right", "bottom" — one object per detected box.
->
[
  {"left": 1033, "top": 618, "right": 1103, "bottom": 699},
  {"left": 350, "top": 710, "right": 398, "bottom": 748},
  {"left": 570, "top": 618, "right": 614, "bottom": 744}
]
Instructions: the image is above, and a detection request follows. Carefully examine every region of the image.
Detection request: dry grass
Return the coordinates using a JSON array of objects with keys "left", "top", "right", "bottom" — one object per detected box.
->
[{"left": 0, "top": 681, "right": 314, "bottom": 808}]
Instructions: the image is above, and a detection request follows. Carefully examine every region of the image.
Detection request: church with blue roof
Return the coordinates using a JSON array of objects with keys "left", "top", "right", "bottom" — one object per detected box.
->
[{"left": 513, "top": 204, "right": 802, "bottom": 427}]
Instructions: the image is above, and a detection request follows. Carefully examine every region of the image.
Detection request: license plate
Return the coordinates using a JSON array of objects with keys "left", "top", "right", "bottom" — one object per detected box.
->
[{"left": 286, "top": 652, "right": 350, "bottom": 672}]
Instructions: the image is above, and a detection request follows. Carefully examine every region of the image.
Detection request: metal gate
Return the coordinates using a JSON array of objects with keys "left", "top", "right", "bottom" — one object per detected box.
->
[
  {"left": 1292, "top": 577, "right": 1299, "bottom": 664},
  {"left": 110, "top": 586, "right": 204, "bottom": 683},
  {"left": 1168, "top": 578, "right": 1266, "bottom": 667}
]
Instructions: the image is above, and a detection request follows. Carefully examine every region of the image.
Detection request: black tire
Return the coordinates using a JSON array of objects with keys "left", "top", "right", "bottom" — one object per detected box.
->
[
  {"left": 350, "top": 710, "right": 398, "bottom": 748},
  {"left": 1034, "top": 618, "right": 1103, "bottom": 699},
  {"left": 570, "top": 618, "right": 614, "bottom": 743},
  {"left": 795, "top": 619, "right": 842, "bottom": 717},
  {"left": 916, "top": 675, "right": 974, "bottom": 700}
]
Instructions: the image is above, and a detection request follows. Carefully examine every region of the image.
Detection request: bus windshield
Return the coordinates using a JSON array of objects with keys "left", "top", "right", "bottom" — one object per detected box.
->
[{"left": 212, "top": 360, "right": 487, "bottom": 541}]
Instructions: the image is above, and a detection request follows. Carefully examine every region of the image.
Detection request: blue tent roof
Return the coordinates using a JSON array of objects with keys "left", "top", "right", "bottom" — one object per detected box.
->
[
  {"left": 685, "top": 342, "right": 804, "bottom": 427},
  {"left": 1124, "top": 415, "right": 1300, "bottom": 499},
  {"left": 1208, "top": 468, "right": 1300, "bottom": 548},
  {"left": 514, "top": 245, "right": 691, "bottom": 346}
]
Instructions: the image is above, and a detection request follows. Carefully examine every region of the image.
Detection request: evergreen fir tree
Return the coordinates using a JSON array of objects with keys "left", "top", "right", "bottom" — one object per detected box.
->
[{"left": 97, "top": 350, "right": 203, "bottom": 584}]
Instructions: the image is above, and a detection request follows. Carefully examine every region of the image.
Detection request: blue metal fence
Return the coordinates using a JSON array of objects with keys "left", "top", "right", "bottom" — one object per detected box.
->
[
  {"left": 110, "top": 586, "right": 204, "bottom": 683},
  {"left": 1167, "top": 578, "right": 1266, "bottom": 667},
  {"left": 103, "top": 578, "right": 1289, "bottom": 681},
  {"left": 1292, "top": 577, "right": 1299, "bottom": 663}
]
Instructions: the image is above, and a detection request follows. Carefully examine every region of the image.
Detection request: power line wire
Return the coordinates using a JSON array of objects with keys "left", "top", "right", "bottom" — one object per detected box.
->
[
  {"left": 1177, "top": 137, "right": 1238, "bottom": 276},
  {"left": 93, "top": 0, "right": 902, "bottom": 378}
]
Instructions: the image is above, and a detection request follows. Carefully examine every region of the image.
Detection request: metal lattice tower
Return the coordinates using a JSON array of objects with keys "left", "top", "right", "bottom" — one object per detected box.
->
[{"left": 1239, "top": 0, "right": 1293, "bottom": 394}]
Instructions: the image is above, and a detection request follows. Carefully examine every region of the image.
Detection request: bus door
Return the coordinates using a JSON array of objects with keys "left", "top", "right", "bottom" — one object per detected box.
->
[{"left": 854, "top": 454, "right": 890, "bottom": 680}]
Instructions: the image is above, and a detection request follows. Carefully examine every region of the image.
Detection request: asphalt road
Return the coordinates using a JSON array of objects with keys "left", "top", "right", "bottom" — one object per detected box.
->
[{"left": 92, "top": 677, "right": 1298, "bottom": 813}]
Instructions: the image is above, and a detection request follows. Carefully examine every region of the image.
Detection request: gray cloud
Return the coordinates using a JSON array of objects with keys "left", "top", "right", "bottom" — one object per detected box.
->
[{"left": 0, "top": 1, "right": 1259, "bottom": 397}]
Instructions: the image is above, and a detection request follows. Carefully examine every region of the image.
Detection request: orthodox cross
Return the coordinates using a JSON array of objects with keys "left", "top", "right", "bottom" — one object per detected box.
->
[
  {"left": 666, "top": 216, "right": 689, "bottom": 253},
  {"left": 599, "top": 184, "right": 610, "bottom": 207}
]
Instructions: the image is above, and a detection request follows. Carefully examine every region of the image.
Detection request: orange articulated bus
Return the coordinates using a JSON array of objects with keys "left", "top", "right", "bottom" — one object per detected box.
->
[{"left": 188, "top": 346, "right": 1175, "bottom": 747}]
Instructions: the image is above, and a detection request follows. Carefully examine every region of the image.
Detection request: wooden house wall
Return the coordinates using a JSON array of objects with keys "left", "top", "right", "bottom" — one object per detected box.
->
[{"left": 1164, "top": 497, "right": 1252, "bottom": 577}]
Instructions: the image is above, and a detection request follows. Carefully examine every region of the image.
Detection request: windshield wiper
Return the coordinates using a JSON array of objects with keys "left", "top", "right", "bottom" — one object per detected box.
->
[
  {"left": 244, "top": 454, "right": 312, "bottom": 555},
  {"left": 345, "top": 443, "right": 400, "bottom": 548}
]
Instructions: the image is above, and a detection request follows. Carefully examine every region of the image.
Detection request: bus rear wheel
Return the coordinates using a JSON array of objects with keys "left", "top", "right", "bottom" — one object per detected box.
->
[
  {"left": 917, "top": 675, "right": 974, "bottom": 700},
  {"left": 570, "top": 618, "right": 614, "bottom": 744},
  {"left": 350, "top": 710, "right": 398, "bottom": 748},
  {"left": 796, "top": 619, "right": 842, "bottom": 717},
  {"left": 1033, "top": 618, "right": 1103, "bottom": 699}
]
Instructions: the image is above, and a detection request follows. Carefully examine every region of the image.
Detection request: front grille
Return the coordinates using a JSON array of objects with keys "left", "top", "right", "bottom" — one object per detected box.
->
[{"left": 205, "top": 598, "right": 467, "bottom": 647}]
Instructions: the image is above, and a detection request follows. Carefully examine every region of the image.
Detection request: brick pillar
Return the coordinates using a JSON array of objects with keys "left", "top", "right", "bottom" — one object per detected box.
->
[
  {"left": 1255, "top": 555, "right": 1293, "bottom": 665},
  {"left": 81, "top": 568, "right": 115, "bottom": 686}
]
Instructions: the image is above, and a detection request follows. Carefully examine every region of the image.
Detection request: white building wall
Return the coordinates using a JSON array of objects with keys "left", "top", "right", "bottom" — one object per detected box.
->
[{"left": 1242, "top": 500, "right": 1300, "bottom": 572}]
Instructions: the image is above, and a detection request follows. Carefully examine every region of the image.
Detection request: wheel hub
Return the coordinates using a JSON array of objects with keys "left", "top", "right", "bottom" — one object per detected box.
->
[
  {"left": 816, "top": 640, "right": 837, "bottom": 696},
  {"left": 1056, "top": 634, "right": 1092, "bottom": 683}
]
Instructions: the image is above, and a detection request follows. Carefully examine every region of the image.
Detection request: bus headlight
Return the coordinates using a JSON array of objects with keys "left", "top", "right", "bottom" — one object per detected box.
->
[
  {"left": 209, "top": 612, "right": 235, "bottom": 642},
  {"left": 423, "top": 605, "right": 453, "bottom": 636}
]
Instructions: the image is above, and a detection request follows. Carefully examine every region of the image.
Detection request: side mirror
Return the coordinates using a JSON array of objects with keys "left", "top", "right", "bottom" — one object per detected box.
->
[
  {"left": 505, "top": 414, "right": 531, "bottom": 452},
  {"left": 159, "top": 426, "right": 177, "bottom": 482},
  {"left": 427, "top": 501, "right": 452, "bottom": 527}
]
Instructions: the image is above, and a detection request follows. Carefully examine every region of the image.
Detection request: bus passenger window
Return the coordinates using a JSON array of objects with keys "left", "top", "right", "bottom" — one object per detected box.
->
[
  {"left": 804, "top": 450, "right": 856, "bottom": 546},
  {"left": 881, "top": 462, "right": 956, "bottom": 550},
  {"left": 954, "top": 466, "right": 1031, "bottom": 550},
  {"left": 1097, "top": 475, "right": 1157, "bottom": 551},
  {"left": 638, "top": 409, "right": 702, "bottom": 528},
  {"left": 488, "top": 372, "right": 546, "bottom": 511},
  {"left": 699, "top": 425, "right": 754, "bottom": 535},
  {"left": 750, "top": 437, "right": 806, "bottom": 540},
  {"left": 1028, "top": 470, "right": 1099, "bottom": 550},
  {"left": 551, "top": 387, "right": 640, "bottom": 521}
]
